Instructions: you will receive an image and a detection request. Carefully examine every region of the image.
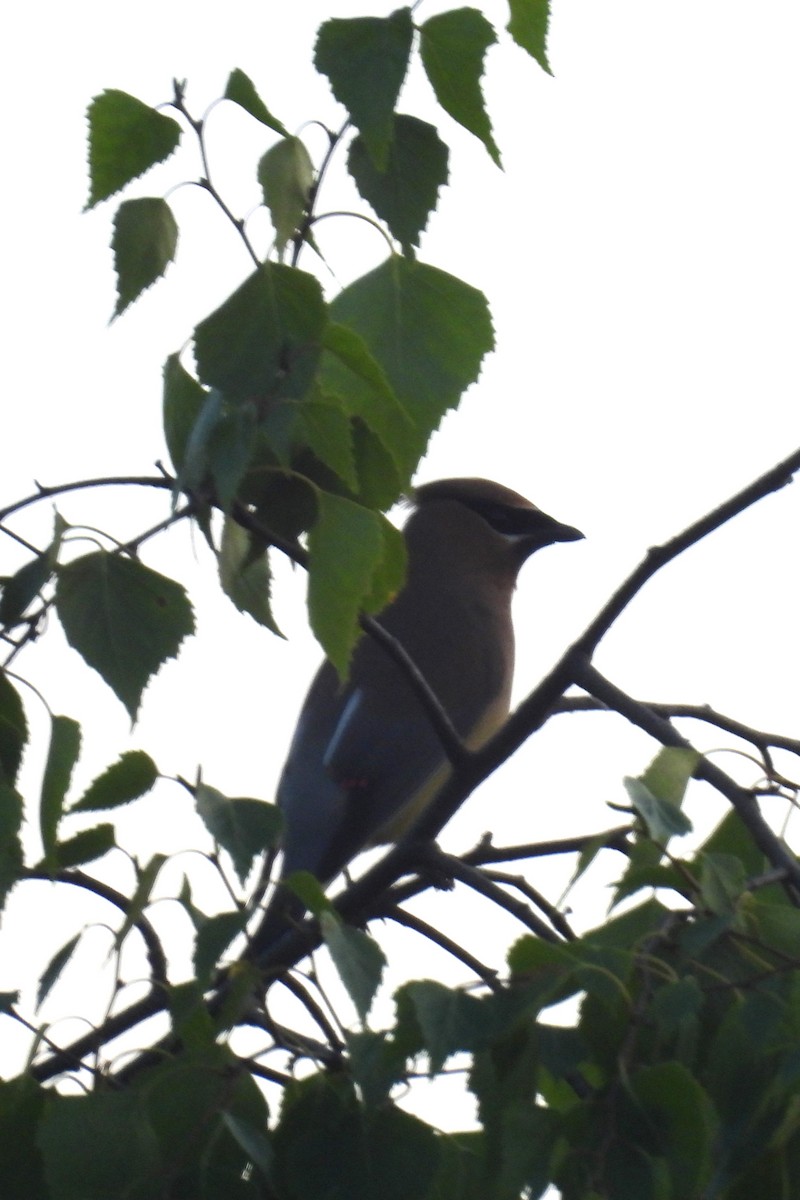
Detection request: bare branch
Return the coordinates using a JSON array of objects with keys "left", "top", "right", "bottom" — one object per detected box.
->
[
  {"left": 553, "top": 694, "right": 800, "bottom": 761},
  {"left": 21, "top": 867, "right": 169, "bottom": 987},
  {"left": 463, "top": 827, "right": 633, "bottom": 866},
  {"left": 381, "top": 907, "right": 501, "bottom": 989},
  {"left": 481, "top": 869, "right": 577, "bottom": 941},
  {"left": 411, "top": 843, "right": 564, "bottom": 944},
  {"left": 0, "top": 475, "right": 175, "bottom": 522}
]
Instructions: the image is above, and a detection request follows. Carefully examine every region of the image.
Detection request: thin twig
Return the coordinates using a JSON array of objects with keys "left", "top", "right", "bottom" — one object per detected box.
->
[
  {"left": 0, "top": 475, "right": 174, "bottom": 523},
  {"left": 359, "top": 613, "right": 467, "bottom": 767},
  {"left": 120, "top": 501, "right": 195, "bottom": 556},
  {"left": 21, "top": 867, "right": 169, "bottom": 987},
  {"left": 413, "top": 844, "right": 563, "bottom": 944},
  {"left": 482, "top": 869, "right": 577, "bottom": 941},
  {"left": 553, "top": 694, "right": 800, "bottom": 761},
  {"left": 464, "top": 827, "right": 633, "bottom": 866},
  {"left": 291, "top": 119, "right": 349, "bottom": 267},
  {"left": 264, "top": 972, "right": 345, "bottom": 1055},
  {"left": 381, "top": 906, "right": 501, "bottom": 989},
  {"left": 171, "top": 81, "right": 261, "bottom": 268}
]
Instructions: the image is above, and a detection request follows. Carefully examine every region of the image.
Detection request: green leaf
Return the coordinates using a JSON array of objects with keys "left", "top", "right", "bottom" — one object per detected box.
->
[
  {"left": 363, "top": 1105, "right": 441, "bottom": 1200},
  {"left": 321, "top": 321, "right": 400, "bottom": 409},
  {"left": 274, "top": 1075, "right": 439, "bottom": 1200},
  {"left": 314, "top": 8, "right": 414, "bottom": 169},
  {"left": 55, "top": 552, "right": 195, "bottom": 721},
  {"left": 507, "top": 0, "right": 553, "bottom": 74},
  {"left": 401, "top": 980, "right": 484, "bottom": 1073},
  {"left": 273, "top": 1075, "right": 365, "bottom": 1199},
  {"left": 0, "top": 557, "right": 52, "bottom": 628},
  {"left": 495, "top": 1104, "right": 560, "bottom": 1199},
  {"left": 243, "top": 471, "right": 317, "bottom": 542},
  {"left": 329, "top": 256, "right": 494, "bottom": 474},
  {"left": 536, "top": 1023, "right": 589, "bottom": 1080},
  {"left": 428, "top": 1130, "right": 485, "bottom": 1200},
  {"left": 283, "top": 869, "right": 332, "bottom": 917},
  {"left": 345, "top": 1029, "right": 407, "bottom": 1107},
  {"left": 630, "top": 1062, "right": 715, "bottom": 1195},
  {"left": 258, "top": 135, "right": 315, "bottom": 257},
  {"left": 193, "top": 262, "right": 326, "bottom": 402},
  {"left": 0, "top": 1077, "right": 46, "bottom": 1197},
  {"left": 0, "top": 514, "right": 65, "bottom": 629},
  {"left": 47, "top": 824, "right": 116, "bottom": 869},
  {"left": 175, "top": 387, "right": 223, "bottom": 492},
  {"left": 112, "top": 196, "right": 178, "bottom": 316},
  {"left": 469, "top": 1019, "right": 539, "bottom": 1126},
  {"left": 138, "top": 1046, "right": 268, "bottom": 1190},
  {"left": 363, "top": 514, "right": 407, "bottom": 613},
  {"left": 351, "top": 421, "right": 405, "bottom": 509},
  {"left": 38, "top": 1091, "right": 161, "bottom": 1200},
  {"left": 162, "top": 354, "right": 209, "bottom": 476},
  {"left": 206, "top": 400, "right": 258, "bottom": 512},
  {"left": 506, "top": 937, "right": 578, "bottom": 1009},
  {"left": 117, "top": 853, "right": 166, "bottom": 947},
  {"left": 218, "top": 518, "right": 283, "bottom": 633},
  {"left": 166, "top": 981, "right": 217, "bottom": 1050},
  {"left": 195, "top": 782, "right": 282, "bottom": 884},
  {"left": 348, "top": 115, "right": 449, "bottom": 255},
  {"left": 39, "top": 715, "right": 81, "bottom": 860},
  {"left": 696, "top": 809, "right": 767, "bottom": 878},
  {"left": 0, "top": 671, "right": 27, "bottom": 784},
  {"left": 419, "top": 9, "right": 501, "bottom": 165},
  {"left": 624, "top": 776, "right": 693, "bottom": 843},
  {"left": 306, "top": 490, "right": 386, "bottom": 673},
  {"left": 176, "top": 388, "right": 260, "bottom": 512},
  {"left": 279, "top": 398, "right": 358, "bottom": 491},
  {"left": 744, "top": 899, "right": 800, "bottom": 959},
  {"left": 319, "top": 321, "right": 412, "bottom": 480},
  {"left": 321, "top": 913, "right": 386, "bottom": 1024},
  {"left": 37, "top": 933, "right": 81, "bottom": 1010},
  {"left": 0, "top": 784, "right": 23, "bottom": 914},
  {"left": 642, "top": 745, "right": 699, "bottom": 807},
  {"left": 612, "top": 859, "right": 691, "bottom": 908},
  {"left": 221, "top": 1112, "right": 273, "bottom": 1180},
  {"left": 224, "top": 68, "right": 289, "bottom": 135},
  {"left": 86, "top": 89, "right": 181, "bottom": 208},
  {"left": 699, "top": 852, "right": 747, "bottom": 915},
  {"left": 650, "top": 977, "right": 703, "bottom": 1040},
  {"left": 194, "top": 910, "right": 249, "bottom": 983},
  {"left": 584, "top": 896, "right": 670, "bottom": 950},
  {"left": 71, "top": 751, "right": 158, "bottom": 812},
  {"left": 569, "top": 942, "right": 634, "bottom": 1011}
]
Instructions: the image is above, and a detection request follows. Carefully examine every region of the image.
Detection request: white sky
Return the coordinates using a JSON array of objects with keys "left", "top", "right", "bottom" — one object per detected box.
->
[{"left": 2, "top": 0, "right": 800, "bottom": 1154}]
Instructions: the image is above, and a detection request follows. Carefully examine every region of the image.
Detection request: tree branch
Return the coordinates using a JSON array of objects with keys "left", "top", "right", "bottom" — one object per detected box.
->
[
  {"left": 552, "top": 695, "right": 800, "bottom": 762},
  {"left": 21, "top": 867, "right": 168, "bottom": 987},
  {"left": 574, "top": 660, "right": 800, "bottom": 901},
  {"left": 0, "top": 475, "right": 174, "bottom": 523},
  {"left": 381, "top": 906, "right": 500, "bottom": 989}
]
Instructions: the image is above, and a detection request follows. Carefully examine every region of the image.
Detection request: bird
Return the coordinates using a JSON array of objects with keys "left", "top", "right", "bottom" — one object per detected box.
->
[{"left": 247, "top": 477, "right": 583, "bottom": 960}]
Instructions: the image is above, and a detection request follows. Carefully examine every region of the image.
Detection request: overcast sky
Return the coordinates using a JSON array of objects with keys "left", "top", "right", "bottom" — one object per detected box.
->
[{"left": 2, "top": 0, "right": 799, "bottom": 1134}]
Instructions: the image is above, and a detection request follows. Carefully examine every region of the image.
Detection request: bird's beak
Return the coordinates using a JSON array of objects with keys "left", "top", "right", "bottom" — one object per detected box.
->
[{"left": 547, "top": 519, "right": 584, "bottom": 544}]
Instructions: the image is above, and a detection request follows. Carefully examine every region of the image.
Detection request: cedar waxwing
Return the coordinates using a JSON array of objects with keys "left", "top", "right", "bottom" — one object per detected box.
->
[{"left": 248, "top": 478, "right": 583, "bottom": 959}]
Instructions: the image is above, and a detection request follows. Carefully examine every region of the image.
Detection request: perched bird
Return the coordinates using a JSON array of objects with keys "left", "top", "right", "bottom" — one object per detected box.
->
[{"left": 248, "top": 477, "right": 583, "bottom": 959}]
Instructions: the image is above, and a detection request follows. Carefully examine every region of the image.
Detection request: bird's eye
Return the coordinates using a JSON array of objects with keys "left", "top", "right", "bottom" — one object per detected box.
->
[{"left": 470, "top": 501, "right": 528, "bottom": 535}]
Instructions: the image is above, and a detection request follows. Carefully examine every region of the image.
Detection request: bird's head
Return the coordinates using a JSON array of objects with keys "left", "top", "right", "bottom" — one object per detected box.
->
[{"left": 405, "top": 478, "right": 583, "bottom": 577}]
